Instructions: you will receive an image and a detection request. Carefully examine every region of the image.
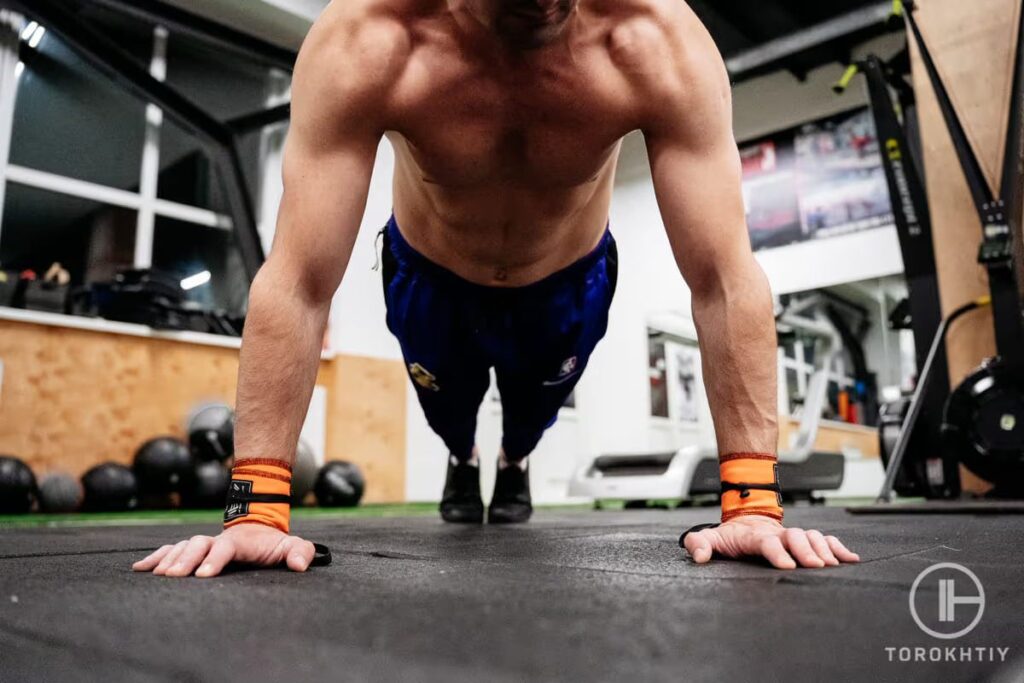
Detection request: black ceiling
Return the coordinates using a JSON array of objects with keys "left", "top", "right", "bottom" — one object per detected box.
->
[{"left": 689, "top": 0, "right": 903, "bottom": 82}]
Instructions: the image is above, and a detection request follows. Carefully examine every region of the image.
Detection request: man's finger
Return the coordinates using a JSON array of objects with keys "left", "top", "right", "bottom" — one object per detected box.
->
[
  {"left": 806, "top": 530, "right": 839, "bottom": 566},
  {"left": 683, "top": 529, "right": 716, "bottom": 564},
  {"left": 133, "top": 545, "right": 175, "bottom": 572},
  {"left": 282, "top": 537, "right": 316, "bottom": 573},
  {"left": 759, "top": 535, "right": 797, "bottom": 570},
  {"left": 825, "top": 535, "right": 861, "bottom": 563},
  {"left": 783, "top": 528, "right": 825, "bottom": 568},
  {"left": 195, "top": 538, "right": 237, "bottom": 578},
  {"left": 165, "top": 536, "right": 214, "bottom": 578},
  {"left": 154, "top": 541, "right": 189, "bottom": 576}
]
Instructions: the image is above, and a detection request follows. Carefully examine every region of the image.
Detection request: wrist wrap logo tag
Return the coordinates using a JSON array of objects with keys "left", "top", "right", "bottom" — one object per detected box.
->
[{"left": 224, "top": 459, "right": 293, "bottom": 532}]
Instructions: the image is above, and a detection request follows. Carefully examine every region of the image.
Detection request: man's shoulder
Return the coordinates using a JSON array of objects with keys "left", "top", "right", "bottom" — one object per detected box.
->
[
  {"left": 297, "top": 0, "right": 431, "bottom": 92},
  {"left": 594, "top": 0, "right": 725, "bottom": 100},
  {"left": 304, "top": 0, "right": 422, "bottom": 52},
  {"left": 593, "top": 0, "right": 710, "bottom": 69}
]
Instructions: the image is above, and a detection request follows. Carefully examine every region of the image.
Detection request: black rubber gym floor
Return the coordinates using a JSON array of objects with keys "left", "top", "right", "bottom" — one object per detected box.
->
[{"left": 1, "top": 507, "right": 1021, "bottom": 683}]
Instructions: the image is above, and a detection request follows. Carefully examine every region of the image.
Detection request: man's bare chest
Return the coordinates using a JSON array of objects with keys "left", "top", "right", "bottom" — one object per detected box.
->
[{"left": 386, "top": 53, "right": 635, "bottom": 187}]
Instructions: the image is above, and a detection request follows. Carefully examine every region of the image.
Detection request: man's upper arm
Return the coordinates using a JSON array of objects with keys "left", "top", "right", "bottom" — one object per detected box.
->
[
  {"left": 270, "top": 9, "right": 407, "bottom": 303},
  {"left": 640, "top": 15, "right": 751, "bottom": 296}
]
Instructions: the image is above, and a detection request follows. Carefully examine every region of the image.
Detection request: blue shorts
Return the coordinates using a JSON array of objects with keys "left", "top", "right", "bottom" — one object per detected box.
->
[{"left": 381, "top": 215, "right": 617, "bottom": 461}]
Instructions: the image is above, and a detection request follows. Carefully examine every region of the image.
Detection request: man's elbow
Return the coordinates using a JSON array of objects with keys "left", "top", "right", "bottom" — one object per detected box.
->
[
  {"left": 688, "top": 254, "right": 771, "bottom": 313},
  {"left": 248, "top": 257, "right": 336, "bottom": 318}
]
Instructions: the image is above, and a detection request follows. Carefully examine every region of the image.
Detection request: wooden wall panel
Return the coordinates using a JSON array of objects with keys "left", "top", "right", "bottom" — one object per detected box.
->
[
  {"left": 910, "top": 0, "right": 1022, "bottom": 492},
  {"left": 910, "top": 1, "right": 1023, "bottom": 385},
  {"left": 778, "top": 419, "right": 880, "bottom": 459},
  {"left": 0, "top": 319, "right": 407, "bottom": 502},
  {"left": 319, "top": 354, "right": 408, "bottom": 504},
  {"left": 914, "top": 0, "right": 1022, "bottom": 194}
]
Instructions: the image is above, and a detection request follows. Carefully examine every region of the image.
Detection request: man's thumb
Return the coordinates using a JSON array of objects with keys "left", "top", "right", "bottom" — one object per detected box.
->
[{"left": 685, "top": 532, "right": 714, "bottom": 564}]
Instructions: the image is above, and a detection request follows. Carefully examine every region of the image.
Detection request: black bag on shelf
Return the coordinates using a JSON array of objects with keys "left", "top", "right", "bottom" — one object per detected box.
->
[
  {"left": 22, "top": 263, "right": 72, "bottom": 314},
  {"left": 83, "top": 269, "right": 243, "bottom": 337},
  {"left": 0, "top": 270, "right": 21, "bottom": 308},
  {"left": 23, "top": 280, "right": 70, "bottom": 313}
]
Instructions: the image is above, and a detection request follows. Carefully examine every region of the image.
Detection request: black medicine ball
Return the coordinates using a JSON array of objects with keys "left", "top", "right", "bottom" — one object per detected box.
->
[
  {"left": 82, "top": 462, "right": 137, "bottom": 512},
  {"left": 187, "top": 404, "right": 235, "bottom": 462},
  {"left": 38, "top": 473, "right": 83, "bottom": 513},
  {"left": 314, "top": 460, "right": 366, "bottom": 508},
  {"left": 134, "top": 437, "right": 194, "bottom": 495},
  {"left": 0, "top": 455, "right": 37, "bottom": 514},
  {"left": 181, "top": 461, "right": 231, "bottom": 509}
]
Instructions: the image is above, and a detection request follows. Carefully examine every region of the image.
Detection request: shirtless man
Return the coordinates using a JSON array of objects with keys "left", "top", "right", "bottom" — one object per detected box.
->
[{"left": 133, "top": 0, "right": 860, "bottom": 578}]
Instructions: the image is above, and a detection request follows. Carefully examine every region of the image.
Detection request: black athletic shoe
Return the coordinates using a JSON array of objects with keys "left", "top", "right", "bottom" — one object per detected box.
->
[
  {"left": 488, "top": 463, "right": 532, "bottom": 524},
  {"left": 440, "top": 457, "right": 484, "bottom": 524}
]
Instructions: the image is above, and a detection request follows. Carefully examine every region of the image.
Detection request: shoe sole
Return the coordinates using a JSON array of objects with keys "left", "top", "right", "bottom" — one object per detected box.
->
[
  {"left": 487, "top": 509, "right": 533, "bottom": 524},
  {"left": 440, "top": 507, "right": 484, "bottom": 524}
]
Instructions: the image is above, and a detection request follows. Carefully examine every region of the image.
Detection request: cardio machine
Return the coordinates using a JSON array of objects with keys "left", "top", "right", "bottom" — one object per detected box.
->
[{"left": 569, "top": 296, "right": 846, "bottom": 506}]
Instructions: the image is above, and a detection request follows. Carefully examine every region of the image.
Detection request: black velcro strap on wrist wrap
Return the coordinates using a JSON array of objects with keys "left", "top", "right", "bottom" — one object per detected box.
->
[
  {"left": 226, "top": 479, "right": 291, "bottom": 506},
  {"left": 721, "top": 481, "right": 782, "bottom": 499},
  {"left": 228, "top": 492, "right": 292, "bottom": 505},
  {"left": 311, "top": 543, "right": 332, "bottom": 567}
]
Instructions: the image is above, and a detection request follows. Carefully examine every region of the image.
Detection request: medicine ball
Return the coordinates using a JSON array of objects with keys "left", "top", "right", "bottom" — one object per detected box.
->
[
  {"left": 38, "top": 473, "right": 83, "bottom": 513},
  {"left": 181, "top": 460, "right": 230, "bottom": 509},
  {"left": 82, "top": 462, "right": 137, "bottom": 512},
  {"left": 314, "top": 460, "right": 365, "bottom": 508},
  {"left": 291, "top": 440, "right": 319, "bottom": 506},
  {"left": 133, "top": 436, "right": 193, "bottom": 498},
  {"left": 187, "top": 403, "right": 235, "bottom": 462},
  {"left": 942, "top": 358, "right": 1024, "bottom": 496},
  {"left": 0, "top": 455, "right": 37, "bottom": 514}
]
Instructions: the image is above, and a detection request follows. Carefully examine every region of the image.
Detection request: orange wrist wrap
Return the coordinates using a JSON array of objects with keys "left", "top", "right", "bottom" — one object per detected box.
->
[
  {"left": 224, "top": 459, "right": 292, "bottom": 533},
  {"left": 719, "top": 453, "right": 784, "bottom": 523}
]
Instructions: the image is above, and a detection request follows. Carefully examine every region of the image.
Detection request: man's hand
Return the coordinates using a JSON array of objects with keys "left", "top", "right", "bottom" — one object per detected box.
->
[
  {"left": 132, "top": 524, "right": 317, "bottom": 578},
  {"left": 683, "top": 515, "right": 860, "bottom": 570}
]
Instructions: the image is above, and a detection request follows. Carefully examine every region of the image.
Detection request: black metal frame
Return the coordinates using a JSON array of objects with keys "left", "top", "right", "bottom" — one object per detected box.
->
[
  {"left": 3, "top": 0, "right": 301, "bottom": 282},
  {"left": 869, "top": 0, "right": 1024, "bottom": 502},
  {"left": 71, "top": 0, "right": 298, "bottom": 73},
  {"left": 836, "top": 52, "right": 956, "bottom": 499}
]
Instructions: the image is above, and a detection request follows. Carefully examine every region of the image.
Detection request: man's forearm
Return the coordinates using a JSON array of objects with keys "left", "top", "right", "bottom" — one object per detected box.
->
[
  {"left": 233, "top": 263, "right": 332, "bottom": 465},
  {"left": 691, "top": 258, "right": 779, "bottom": 456}
]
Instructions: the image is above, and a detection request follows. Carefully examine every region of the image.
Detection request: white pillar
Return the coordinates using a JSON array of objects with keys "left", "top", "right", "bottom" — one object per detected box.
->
[
  {"left": 0, "top": 12, "right": 25, "bottom": 242},
  {"left": 133, "top": 25, "right": 169, "bottom": 269}
]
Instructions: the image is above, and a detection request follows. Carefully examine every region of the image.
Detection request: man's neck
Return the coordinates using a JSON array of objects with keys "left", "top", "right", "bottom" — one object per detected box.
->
[{"left": 449, "top": 0, "right": 579, "bottom": 50}]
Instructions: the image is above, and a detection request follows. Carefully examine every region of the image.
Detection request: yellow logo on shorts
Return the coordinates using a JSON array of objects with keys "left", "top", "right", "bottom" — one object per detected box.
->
[{"left": 409, "top": 363, "right": 441, "bottom": 392}]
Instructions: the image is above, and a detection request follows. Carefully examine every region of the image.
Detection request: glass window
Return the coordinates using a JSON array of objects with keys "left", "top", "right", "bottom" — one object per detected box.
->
[
  {"left": 157, "top": 35, "right": 267, "bottom": 209},
  {"left": 152, "top": 216, "right": 247, "bottom": 313},
  {"left": 163, "top": 34, "right": 270, "bottom": 121},
  {"left": 1, "top": 12, "right": 268, "bottom": 326},
  {"left": 157, "top": 121, "right": 220, "bottom": 211},
  {"left": 9, "top": 26, "right": 146, "bottom": 190},
  {"left": 0, "top": 183, "right": 136, "bottom": 285}
]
